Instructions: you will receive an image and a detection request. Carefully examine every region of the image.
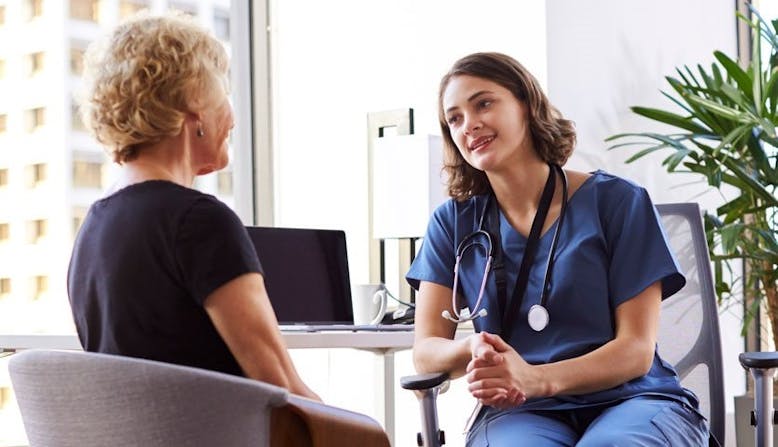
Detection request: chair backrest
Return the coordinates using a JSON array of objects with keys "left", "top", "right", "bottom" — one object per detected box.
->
[
  {"left": 9, "top": 349, "right": 290, "bottom": 447},
  {"left": 656, "top": 203, "right": 725, "bottom": 443}
]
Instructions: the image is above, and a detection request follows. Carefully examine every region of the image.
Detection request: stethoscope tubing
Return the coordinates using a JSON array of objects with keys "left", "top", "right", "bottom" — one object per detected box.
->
[{"left": 443, "top": 165, "right": 568, "bottom": 328}]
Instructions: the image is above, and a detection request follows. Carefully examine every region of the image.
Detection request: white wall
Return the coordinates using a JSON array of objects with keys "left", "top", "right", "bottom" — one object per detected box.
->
[{"left": 546, "top": 0, "right": 743, "bottom": 444}]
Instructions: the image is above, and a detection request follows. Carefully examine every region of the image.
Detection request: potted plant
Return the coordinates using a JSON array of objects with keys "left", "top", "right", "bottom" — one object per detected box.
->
[{"left": 607, "top": 5, "right": 777, "bottom": 445}]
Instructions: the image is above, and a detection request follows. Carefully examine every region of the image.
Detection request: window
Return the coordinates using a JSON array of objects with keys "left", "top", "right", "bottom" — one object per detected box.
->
[
  {"left": 70, "top": 44, "right": 86, "bottom": 76},
  {"left": 119, "top": 0, "right": 148, "bottom": 20},
  {"left": 27, "top": 219, "right": 47, "bottom": 243},
  {"left": 0, "top": 223, "right": 8, "bottom": 242},
  {"left": 0, "top": 277, "right": 9, "bottom": 296},
  {"left": 71, "top": 101, "right": 86, "bottom": 131},
  {"left": 28, "top": 51, "right": 45, "bottom": 76},
  {"left": 73, "top": 206, "right": 88, "bottom": 237},
  {"left": 217, "top": 170, "right": 233, "bottom": 196},
  {"left": 0, "top": 168, "right": 7, "bottom": 187},
  {"left": 26, "top": 107, "right": 45, "bottom": 131},
  {"left": 0, "top": 113, "right": 6, "bottom": 133},
  {"left": 0, "top": 5, "right": 6, "bottom": 26},
  {"left": 26, "top": 163, "right": 46, "bottom": 187},
  {"left": 0, "top": 387, "right": 11, "bottom": 410},
  {"left": 169, "top": 2, "right": 197, "bottom": 16},
  {"left": 73, "top": 160, "right": 102, "bottom": 189},
  {"left": 32, "top": 275, "right": 48, "bottom": 299},
  {"left": 214, "top": 9, "right": 230, "bottom": 41},
  {"left": 26, "top": 0, "right": 43, "bottom": 20},
  {"left": 70, "top": 0, "right": 99, "bottom": 22}
]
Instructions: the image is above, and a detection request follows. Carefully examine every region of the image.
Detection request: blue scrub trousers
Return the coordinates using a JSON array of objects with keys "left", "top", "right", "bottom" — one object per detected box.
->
[{"left": 466, "top": 396, "right": 708, "bottom": 446}]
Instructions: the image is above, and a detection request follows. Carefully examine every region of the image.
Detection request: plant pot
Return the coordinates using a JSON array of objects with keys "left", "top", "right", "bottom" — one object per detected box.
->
[{"left": 735, "top": 394, "right": 778, "bottom": 447}]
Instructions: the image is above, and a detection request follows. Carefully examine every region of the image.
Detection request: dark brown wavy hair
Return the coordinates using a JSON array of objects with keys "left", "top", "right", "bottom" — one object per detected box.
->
[{"left": 438, "top": 52, "right": 576, "bottom": 201}]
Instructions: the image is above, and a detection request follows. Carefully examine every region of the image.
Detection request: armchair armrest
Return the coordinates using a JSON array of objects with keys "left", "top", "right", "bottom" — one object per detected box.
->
[{"left": 271, "top": 395, "right": 390, "bottom": 447}]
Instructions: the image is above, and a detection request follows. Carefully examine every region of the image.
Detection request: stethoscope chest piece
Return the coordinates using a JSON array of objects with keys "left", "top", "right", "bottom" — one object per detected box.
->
[{"left": 527, "top": 304, "right": 549, "bottom": 332}]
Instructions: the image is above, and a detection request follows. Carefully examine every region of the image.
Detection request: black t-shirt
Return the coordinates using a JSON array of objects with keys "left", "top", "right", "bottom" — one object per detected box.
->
[{"left": 67, "top": 180, "right": 263, "bottom": 376}]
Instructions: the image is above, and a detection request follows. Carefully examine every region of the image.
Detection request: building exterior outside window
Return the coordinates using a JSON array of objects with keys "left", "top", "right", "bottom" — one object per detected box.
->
[
  {"left": 0, "top": 223, "right": 9, "bottom": 242},
  {"left": 27, "top": 52, "right": 44, "bottom": 77},
  {"left": 0, "top": 1, "right": 239, "bottom": 445},
  {"left": 26, "top": 0, "right": 43, "bottom": 20},
  {"left": 26, "top": 163, "right": 46, "bottom": 187},
  {"left": 69, "top": 0, "right": 100, "bottom": 22},
  {"left": 119, "top": 0, "right": 148, "bottom": 19},
  {"left": 72, "top": 160, "right": 103, "bottom": 189},
  {"left": 0, "top": 278, "right": 9, "bottom": 296},
  {"left": 25, "top": 107, "right": 45, "bottom": 132},
  {"left": 70, "top": 45, "right": 86, "bottom": 76},
  {"left": 26, "top": 219, "right": 46, "bottom": 243}
]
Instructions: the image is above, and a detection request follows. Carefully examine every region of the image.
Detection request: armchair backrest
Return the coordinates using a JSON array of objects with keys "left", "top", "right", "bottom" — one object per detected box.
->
[
  {"left": 9, "top": 349, "right": 290, "bottom": 447},
  {"left": 656, "top": 203, "right": 725, "bottom": 443}
]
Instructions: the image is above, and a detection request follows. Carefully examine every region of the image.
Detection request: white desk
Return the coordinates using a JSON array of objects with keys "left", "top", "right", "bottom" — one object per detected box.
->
[{"left": 0, "top": 331, "right": 424, "bottom": 446}]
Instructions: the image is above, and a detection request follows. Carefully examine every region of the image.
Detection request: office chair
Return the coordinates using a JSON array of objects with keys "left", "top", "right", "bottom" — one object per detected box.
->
[
  {"left": 401, "top": 203, "right": 729, "bottom": 446},
  {"left": 9, "top": 349, "right": 390, "bottom": 447}
]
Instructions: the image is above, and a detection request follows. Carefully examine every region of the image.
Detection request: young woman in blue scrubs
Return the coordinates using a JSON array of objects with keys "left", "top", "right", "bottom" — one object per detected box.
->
[{"left": 406, "top": 52, "right": 709, "bottom": 446}]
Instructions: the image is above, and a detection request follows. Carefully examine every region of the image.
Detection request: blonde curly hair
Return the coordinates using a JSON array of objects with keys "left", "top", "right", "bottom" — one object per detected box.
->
[{"left": 78, "top": 11, "right": 229, "bottom": 163}]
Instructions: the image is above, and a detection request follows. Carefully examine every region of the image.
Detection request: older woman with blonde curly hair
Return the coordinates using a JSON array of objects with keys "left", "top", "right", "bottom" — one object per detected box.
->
[{"left": 67, "top": 11, "right": 319, "bottom": 401}]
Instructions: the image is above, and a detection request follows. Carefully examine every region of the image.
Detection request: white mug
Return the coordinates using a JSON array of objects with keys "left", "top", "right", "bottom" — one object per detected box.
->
[{"left": 353, "top": 284, "right": 388, "bottom": 325}]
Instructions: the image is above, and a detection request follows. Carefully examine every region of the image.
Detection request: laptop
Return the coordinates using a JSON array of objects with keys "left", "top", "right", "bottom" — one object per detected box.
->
[{"left": 244, "top": 226, "right": 413, "bottom": 332}]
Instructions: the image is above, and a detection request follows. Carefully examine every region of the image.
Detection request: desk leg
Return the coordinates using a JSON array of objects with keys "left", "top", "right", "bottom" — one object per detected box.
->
[{"left": 374, "top": 351, "right": 395, "bottom": 446}]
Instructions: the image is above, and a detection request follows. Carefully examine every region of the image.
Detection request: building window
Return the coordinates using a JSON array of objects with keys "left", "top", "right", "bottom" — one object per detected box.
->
[
  {"left": 119, "top": 0, "right": 147, "bottom": 20},
  {"left": 26, "top": 0, "right": 43, "bottom": 20},
  {"left": 26, "top": 163, "right": 47, "bottom": 187},
  {"left": 0, "top": 223, "right": 8, "bottom": 242},
  {"left": 0, "top": 277, "right": 10, "bottom": 296},
  {"left": 71, "top": 101, "right": 86, "bottom": 132},
  {"left": 73, "top": 160, "right": 102, "bottom": 188},
  {"left": 214, "top": 9, "right": 230, "bottom": 41},
  {"left": 0, "top": 387, "right": 11, "bottom": 410},
  {"left": 217, "top": 170, "right": 233, "bottom": 196},
  {"left": 70, "top": 0, "right": 99, "bottom": 22},
  {"left": 27, "top": 219, "right": 47, "bottom": 243},
  {"left": 32, "top": 275, "right": 48, "bottom": 299},
  {"left": 0, "top": 168, "right": 8, "bottom": 187},
  {"left": 168, "top": 2, "right": 196, "bottom": 16},
  {"left": 73, "top": 206, "right": 88, "bottom": 237},
  {"left": 27, "top": 51, "right": 45, "bottom": 77},
  {"left": 70, "top": 45, "right": 86, "bottom": 76},
  {"left": 26, "top": 107, "right": 45, "bottom": 131},
  {"left": 0, "top": 113, "right": 6, "bottom": 133}
]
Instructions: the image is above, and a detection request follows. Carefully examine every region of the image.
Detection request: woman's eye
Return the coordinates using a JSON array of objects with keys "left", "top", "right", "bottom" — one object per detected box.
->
[
  {"left": 447, "top": 115, "right": 460, "bottom": 126},
  {"left": 477, "top": 99, "right": 492, "bottom": 109}
]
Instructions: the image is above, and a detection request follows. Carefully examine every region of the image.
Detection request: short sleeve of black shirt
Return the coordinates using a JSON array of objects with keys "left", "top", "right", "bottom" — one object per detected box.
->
[{"left": 175, "top": 196, "right": 263, "bottom": 306}]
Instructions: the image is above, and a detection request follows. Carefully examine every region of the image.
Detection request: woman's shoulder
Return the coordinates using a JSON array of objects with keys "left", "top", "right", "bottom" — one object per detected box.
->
[
  {"left": 430, "top": 195, "right": 487, "bottom": 221},
  {"left": 576, "top": 169, "right": 649, "bottom": 199}
]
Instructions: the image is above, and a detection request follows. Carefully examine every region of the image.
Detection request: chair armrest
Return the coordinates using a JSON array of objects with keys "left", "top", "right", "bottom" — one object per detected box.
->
[
  {"left": 739, "top": 352, "right": 778, "bottom": 370},
  {"left": 271, "top": 395, "right": 390, "bottom": 447},
  {"left": 400, "top": 372, "right": 450, "bottom": 391}
]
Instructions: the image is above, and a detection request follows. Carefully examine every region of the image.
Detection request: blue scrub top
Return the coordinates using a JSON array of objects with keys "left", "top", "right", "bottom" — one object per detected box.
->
[{"left": 406, "top": 170, "right": 699, "bottom": 412}]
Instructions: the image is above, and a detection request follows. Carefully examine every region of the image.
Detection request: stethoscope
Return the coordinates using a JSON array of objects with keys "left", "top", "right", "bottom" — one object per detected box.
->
[{"left": 441, "top": 164, "right": 568, "bottom": 332}]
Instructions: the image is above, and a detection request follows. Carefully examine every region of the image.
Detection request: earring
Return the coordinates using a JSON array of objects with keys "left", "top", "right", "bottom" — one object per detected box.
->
[{"left": 196, "top": 125, "right": 204, "bottom": 138}]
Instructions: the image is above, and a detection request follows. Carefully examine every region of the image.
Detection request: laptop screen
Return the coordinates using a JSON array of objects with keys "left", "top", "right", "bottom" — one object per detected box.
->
[{"left": 244, "top": 226, "right": 354, "bottom": 325}]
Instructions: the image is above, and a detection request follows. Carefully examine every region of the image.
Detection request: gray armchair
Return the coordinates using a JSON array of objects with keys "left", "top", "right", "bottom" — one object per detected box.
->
[{"left": 9, "top": 349, "right": 390, "bottom": 447}]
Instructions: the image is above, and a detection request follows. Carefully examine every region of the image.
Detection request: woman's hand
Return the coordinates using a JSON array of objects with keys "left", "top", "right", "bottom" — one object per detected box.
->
[{"left": 465, "top": 332, "right": 542, "bottom": 409}]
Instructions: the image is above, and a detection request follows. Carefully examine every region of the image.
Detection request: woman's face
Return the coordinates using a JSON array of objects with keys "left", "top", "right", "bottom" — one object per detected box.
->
[
  {"left": 194, "top": 88, "right": 234, "bottom": 175},
  {"left": 442, "top": 75, "right": 534, "bottom": 173}
]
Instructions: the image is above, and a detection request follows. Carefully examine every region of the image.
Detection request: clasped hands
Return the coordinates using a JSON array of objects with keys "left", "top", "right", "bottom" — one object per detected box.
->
[{"left": 466, "top": 331, "right": 540, "bottom": 410}]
